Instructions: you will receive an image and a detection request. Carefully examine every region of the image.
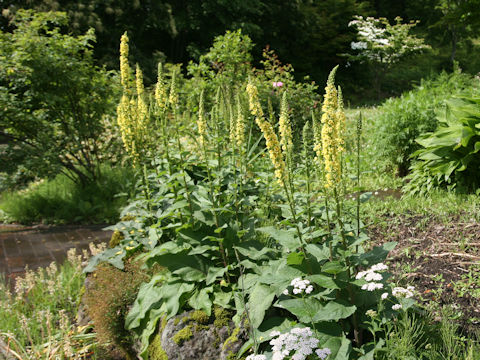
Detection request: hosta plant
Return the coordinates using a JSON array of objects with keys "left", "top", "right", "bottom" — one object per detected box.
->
[{"left": 407, "top": 96, "right": 480, "bottom": 194}]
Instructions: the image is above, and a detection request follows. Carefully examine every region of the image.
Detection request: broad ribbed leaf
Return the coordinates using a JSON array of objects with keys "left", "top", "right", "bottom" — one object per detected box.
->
[
  {"left": 249, "top": 283, "right": 276, "bottom": 328},
  {"left": 256, "top": 226, "right": 300, "bottom": 251}
]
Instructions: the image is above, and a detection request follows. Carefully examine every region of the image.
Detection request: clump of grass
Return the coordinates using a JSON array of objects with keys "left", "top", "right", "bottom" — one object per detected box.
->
[
  {"left": 0, "top": 166, "right": 136, "bottom": 224},
  {"left": 378, "top": 308, "right": 480, "bottom": 360},
  {"left": 0, "top": 244, "right": 107, "bottom": 359}
]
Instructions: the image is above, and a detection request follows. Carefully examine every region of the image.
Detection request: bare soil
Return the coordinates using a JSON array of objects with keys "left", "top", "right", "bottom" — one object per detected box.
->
[{"left": 369, "top": 213, "right": 480, "bottom": 332}]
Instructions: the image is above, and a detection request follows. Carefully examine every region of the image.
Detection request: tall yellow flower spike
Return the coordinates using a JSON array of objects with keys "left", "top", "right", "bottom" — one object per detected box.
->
[
  {"left": 154, "top": 63, "right": 167, "bottom": 111},
  {"left": 119, "top": 32, "right": 131, "bottom": 89},
  {"left": 168, "top": 70, "right": 178, "bottom": 110},
  {"left": 320, "top": 65, "right": 341, "bottom": 188},
  {"left": 247, "top": 81, "right": 287, "bottom": 186},
  {"left": 278, "top": 91, "right": 293, "bottom": 160},
  {"left": 136, "top": 64, "right": 148, "bottom": 122},
  {"left": 336, "top": 86, "right": 346, "bottom": 153},
  {"left": 235, "top": 94, "right": 245, "bottom": 147},
  {"left": 197, "top": 89, "right": 206, "bottom": 146}
]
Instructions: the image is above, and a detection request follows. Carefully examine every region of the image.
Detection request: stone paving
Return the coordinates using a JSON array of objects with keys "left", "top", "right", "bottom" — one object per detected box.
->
[{"left": 0, "top": 224, "right": 112, "bottom": 280}]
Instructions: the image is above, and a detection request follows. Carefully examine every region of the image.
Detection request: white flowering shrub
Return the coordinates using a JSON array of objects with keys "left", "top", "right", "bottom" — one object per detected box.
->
[
  {"left": 348, "top": 16, "right": 429, "bottom": 65},
  {"left": 348, "top": 15, "right": 429, "bottom": 97}
]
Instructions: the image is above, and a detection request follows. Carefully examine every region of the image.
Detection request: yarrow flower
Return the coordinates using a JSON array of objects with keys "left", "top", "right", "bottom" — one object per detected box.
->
[
  {"left": 273, "top": 81, "right": 284, "bottom": 88},
  {"left": 246, "top": 355, "right": 267, "bottom": 360},
  {"left": 381, "top": 292, "right": 389, "bottom": 300},
  {"left": 357, "top": 263, "right": 388, "bottom": 292},
  {"left": 392, "top": 286, "right": 415, "bottom": 299},
  {"left": 361, "top": 282, "right": 384, "bottom": 291},
  {"left": 316, "top": 348, "right": 332, "bottom": 360},
  {"left": 286, "top": 278, "right": 314, "bottom": 295},
  {"left": 392, "top": 304, "right": 403, "bottom": 311},
  {"left": 269, "top": 327, "right": 330, "bottom": 360}
]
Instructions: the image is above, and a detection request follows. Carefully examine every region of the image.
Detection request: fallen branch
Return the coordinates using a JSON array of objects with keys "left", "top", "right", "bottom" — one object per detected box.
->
[{"left": 428, "top": 252, "right": 480, "bottom": 260}]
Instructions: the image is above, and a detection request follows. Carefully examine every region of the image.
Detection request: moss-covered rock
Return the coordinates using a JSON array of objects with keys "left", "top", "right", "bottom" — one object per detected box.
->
[
  {"left": 172, "top": 325, "right": 193, "bottom": 345},
  {"left": 148, "top": 332, "right": 169, "bottom": 360},
  {"left": 157, "top": 309, "right": 247, "bottom": 360}
]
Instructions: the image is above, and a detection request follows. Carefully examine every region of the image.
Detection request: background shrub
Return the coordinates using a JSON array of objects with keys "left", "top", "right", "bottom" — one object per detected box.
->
[{"left": 374, "top": 70, "right": 480, "bottom": 176}]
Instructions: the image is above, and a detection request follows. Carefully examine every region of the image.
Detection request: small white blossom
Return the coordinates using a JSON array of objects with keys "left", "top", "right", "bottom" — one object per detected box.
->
[
  {"left": 270, "top": 327, "right": 326, "bottom": 360},
  {"left": 392, "top": 304, "right": 403, "bottom": 310},
  {"left": 364, "top": 271, "right": 383, "bottom": 282},
  {"left": 381, "top": 292, "right": 389, "bottom": 300},
  {"left": 287, "top": 278, "right": 314, "bottom": 296},
  {"left": 316, "top": 347, "right": 332, "bottom": 359},
  {"left": 392, "top": 286, "right": 415, "bottom": 298},
  {"left": 370, "top": 263, "right": 388, "bottom": 272},
  {"left": 351, "top": 41, "right": 368, "bottom": 50},
  {"left": 362, "top": 282, "right": 384, "bottom": 291},
  {"left": 283, "top": 289, "right": 289, "bottom": 295},
  {"left": 246, "top": 355, "right": 267, "bottom": 360}
]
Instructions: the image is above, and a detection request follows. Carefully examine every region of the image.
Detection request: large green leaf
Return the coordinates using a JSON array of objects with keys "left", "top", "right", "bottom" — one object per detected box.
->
[
  {"left": 277, "top": 298, "right": 356, "bottom": 323},
  {"left": 188, "top": 287, "right": 213, "bottom": 316},
  {"left": 256, "top": 226, "right": 301, "bottom": 251},
  {"left": 323, "top": 335, "right": 352, "bottom": 360},
  {"left": 234, "top": 241, "right": 277, "bottom": 260},
  {"left": 249, "top": 283, "right": 276, "bottom": 328},
  {"left": 206, "top": 266, "right": 228, "bottom": 285},
  {"left": 353, "top": 242, "right": 396, "bottom": 267},
  {"left": 125, "top": 274, "right": 165, "bottom": 330},
  {"left": 309, "top": 274, "right": 341, "bottom": 290},
  {"left": 305, "top": 243, "right": 330, "bottom": 262}
]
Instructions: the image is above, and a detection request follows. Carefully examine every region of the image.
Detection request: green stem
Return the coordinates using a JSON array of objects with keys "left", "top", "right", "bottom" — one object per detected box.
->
[
  {"left": 175, "top": 129, "right": 194, "bottom": 223},
  {"left": 333, "top": 186, "right": 361, "bottom": 346},
  {"left": 234, "top": 249, "right": 258, "bottom": 351},
  {"left": 202, "top": 141, "right": 231, "bottom": 283}
]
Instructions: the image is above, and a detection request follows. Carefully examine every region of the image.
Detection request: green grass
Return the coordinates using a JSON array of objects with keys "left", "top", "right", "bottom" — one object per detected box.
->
[
  {"left": 0, "top": 166, "right": 136, "bottom": 224},
  {"left": 0, "top": 248, "right": 105, "bottom": 359},
  {"left": 362, "top": 189, "right": 480, "bottom": 225}
]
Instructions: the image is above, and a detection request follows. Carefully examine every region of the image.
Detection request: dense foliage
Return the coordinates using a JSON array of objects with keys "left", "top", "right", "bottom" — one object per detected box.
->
[
  {"left": 407, "top": 96, "right": 480, "bottom": 194},
  {"left": 373, "top": 70, "right": 480, "bottom": 175},
  {"left": 83, "top": 38, "right": 424, "bottom": 359},
  {"left": 4, "top": 1, "right": 480, "bottom": 101},
  {"left": 0, "top": 10, "right": 119, "bottom": 186}
]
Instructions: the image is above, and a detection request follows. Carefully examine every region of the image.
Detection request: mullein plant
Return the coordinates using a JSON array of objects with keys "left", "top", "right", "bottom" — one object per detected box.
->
[
  {"left": 246, "top": 80, "right": 306, "bottom": 247},
  {"left": 117, "top": 32, "right": 148, "bottom": 167}
]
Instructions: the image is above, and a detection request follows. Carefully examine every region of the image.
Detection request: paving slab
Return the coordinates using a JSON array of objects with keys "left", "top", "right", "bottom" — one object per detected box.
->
[{"left": 0, "top": 224, "right": 112, "bottom": 281}]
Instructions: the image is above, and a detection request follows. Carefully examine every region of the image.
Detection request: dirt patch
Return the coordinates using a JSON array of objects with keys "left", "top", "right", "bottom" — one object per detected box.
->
[{"left": 368, "top": 213, "right": 480, "bottom": 332}]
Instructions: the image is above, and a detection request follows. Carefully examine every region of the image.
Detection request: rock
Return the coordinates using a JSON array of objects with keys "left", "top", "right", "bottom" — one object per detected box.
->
[{"left": 156, "top": 309, "right": 248, "bottom": 360}]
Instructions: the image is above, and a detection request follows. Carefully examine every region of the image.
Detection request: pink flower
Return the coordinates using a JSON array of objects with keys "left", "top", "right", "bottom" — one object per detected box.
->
[{"left": 273, "top": 81, "right": 284, "bottom": 88}]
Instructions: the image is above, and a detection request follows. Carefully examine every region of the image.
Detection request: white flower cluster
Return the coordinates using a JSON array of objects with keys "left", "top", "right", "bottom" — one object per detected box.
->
[
  {"left": 246, "top": 355, "right": 267, "bottom": 360},
  {"left": 269, "top": 328, "right": 331, "bottom": 360},
  {"left": 356, "top": 263, "right": 388, "bottom": 291},
  {"left": 284, "top": 278, "right": 314, "bottom": 295},
  {"left": 392, "top": 286, "right": 415, "bottom": 298},
  {"left": 351, "top": 41, "right": 367, "bottom": 50},
  {"left": 392, "top": 304, "right": 403, "bottom": 311}
]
